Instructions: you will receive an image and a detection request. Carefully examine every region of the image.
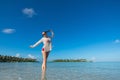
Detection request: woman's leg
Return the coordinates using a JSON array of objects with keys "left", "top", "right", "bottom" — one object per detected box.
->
[
  {"left": 41, "top": 68, "right": 47, "bottom": 80},
  {"left": 41, "top": 51, "right": 50, "bottom": 71}
]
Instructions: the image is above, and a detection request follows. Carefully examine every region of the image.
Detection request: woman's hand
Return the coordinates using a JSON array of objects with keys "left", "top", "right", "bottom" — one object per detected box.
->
[
  {"left": 49, "top": 29, "right": 53, "bottom": 32},
  {"left": 30, "top": 45, "right": 34, "bottom": 48},
  {"left": 45, "top": 29, "right": 54, "bottom": 38},
  {"left": 45, "top": 30, "right": 52, "bottom": 32}
]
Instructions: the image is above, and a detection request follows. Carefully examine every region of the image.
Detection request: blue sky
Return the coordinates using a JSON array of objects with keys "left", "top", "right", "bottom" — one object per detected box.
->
[{"left": 0, "top": 0, "right": 120, "bottom": 61}]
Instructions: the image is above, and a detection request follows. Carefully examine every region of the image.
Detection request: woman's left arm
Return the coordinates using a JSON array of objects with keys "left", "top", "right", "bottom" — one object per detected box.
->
[
  {"left": 49, "top": 30, "right": 54, "bottom": 38},
  {"left": 46, "top": 30, "right": 54, "bottom": 38}
]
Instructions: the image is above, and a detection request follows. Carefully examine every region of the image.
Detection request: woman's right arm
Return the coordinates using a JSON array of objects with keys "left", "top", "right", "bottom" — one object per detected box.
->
[{"left": 30, "top": 38, "right": 43, "bottom": 48}]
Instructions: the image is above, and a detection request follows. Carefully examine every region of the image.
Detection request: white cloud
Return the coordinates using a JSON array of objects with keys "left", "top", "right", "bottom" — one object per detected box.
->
[
  {"left": 28, "top": 54, "right": 36, "bottom": 59},
  {"left": 16, "top": 53, "right": 20, "bottom": 57},
  {"left": 22, "top": 8, "right": 36, "bottom": 17},
  {"left": 114, "top": 39, "right": 120, "bottom": 43},
  {"left": 2, "top": 28, "right": 16, "bottom": 34}
]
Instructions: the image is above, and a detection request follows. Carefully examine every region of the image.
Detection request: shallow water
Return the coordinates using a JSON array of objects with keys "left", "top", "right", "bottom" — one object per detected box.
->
[{"left": 0, "top": 62, "right": 120, "bottom": 80}]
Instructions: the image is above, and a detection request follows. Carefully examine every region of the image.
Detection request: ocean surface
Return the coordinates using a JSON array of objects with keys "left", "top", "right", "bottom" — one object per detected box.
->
[{"left": 0, "top": 62, "right": 120, "bottom": 80}]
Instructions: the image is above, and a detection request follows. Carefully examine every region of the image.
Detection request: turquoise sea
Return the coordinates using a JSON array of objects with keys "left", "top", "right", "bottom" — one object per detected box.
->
[{"left": 0, "top": 62, "right": 120, "bottom": 80}]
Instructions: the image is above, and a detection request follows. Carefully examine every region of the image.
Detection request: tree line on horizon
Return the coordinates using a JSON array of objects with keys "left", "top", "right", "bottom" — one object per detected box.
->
[
  {"left": 0, "top": 55, "right": 37, "bottom": 62},
  {"left": 52, "top": 59, "right": 93, "bottom": 62}
]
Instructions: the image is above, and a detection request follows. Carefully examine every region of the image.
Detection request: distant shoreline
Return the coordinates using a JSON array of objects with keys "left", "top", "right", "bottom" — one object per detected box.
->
[
  {"left": 0, "top": 55, "right": 37, "bottom": 62},
  {"left": 0, "top": 55, "right": 93, "bottom": 63},
  {"left": 52, "top": 59, "right": 93, "bottom": 62}
]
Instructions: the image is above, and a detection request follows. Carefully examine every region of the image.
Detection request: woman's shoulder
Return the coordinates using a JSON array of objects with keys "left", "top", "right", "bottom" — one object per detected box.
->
[{"left": 42, "top": 37, "right": 51, "bottom": 39}]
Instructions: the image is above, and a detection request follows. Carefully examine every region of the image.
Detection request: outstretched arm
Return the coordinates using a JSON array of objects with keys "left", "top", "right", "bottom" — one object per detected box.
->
[{"left": 30, "top": 38, "right": 43, "bottom": 48}]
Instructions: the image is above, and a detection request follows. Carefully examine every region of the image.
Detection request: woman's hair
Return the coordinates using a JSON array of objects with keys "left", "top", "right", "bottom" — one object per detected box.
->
[
  {"left": 43, "top": 31, "right": 47, "bottom": 34},
  {"left": 42, "top": 30, "right": 54, "bottom": 37},
  {"left": 42, "top": 31, "right": 47, "bottom": 36}
]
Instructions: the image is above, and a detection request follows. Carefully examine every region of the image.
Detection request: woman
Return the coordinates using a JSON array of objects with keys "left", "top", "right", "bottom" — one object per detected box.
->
[{"left": 30, "top": 30, "right": 54, "bottom": 71}]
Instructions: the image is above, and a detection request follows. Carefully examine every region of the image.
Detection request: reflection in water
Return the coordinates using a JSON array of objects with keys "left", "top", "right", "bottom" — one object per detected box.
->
[{"left": 41, "top": 70, "right": 47, "bottom": 80}]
